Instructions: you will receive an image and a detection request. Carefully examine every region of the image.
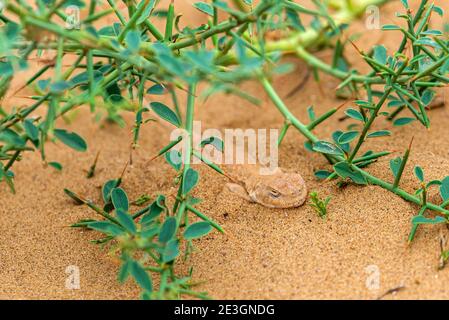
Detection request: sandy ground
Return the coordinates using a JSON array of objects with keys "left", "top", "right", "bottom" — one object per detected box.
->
[{"left": 1, "top": 0, "right": 449, "bottom": 299}]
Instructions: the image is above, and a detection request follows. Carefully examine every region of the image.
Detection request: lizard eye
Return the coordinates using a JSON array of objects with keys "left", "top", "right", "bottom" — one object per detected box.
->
[{"left": 269, "top": 189, "right": 281, "bottom": 198}]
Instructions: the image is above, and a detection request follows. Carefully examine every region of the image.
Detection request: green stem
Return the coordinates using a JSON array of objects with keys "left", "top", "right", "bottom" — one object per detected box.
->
[
  {"left": 408, "top": 206, "right": 427, "bottom": 243},
  {"left": 351, "top": 166, "right": 449, "bottom": 215},
  {"left": 86, "top": 50, "right": 95, "bottom": 112},
  {"left": 4, "top": 150, "right": 21, "bottom": 171},
  {"left": 164, "top": 0, "right": 175, "bottom": 42},
  {"left": 260, "top": 77, "right": 318, "bottom": 143},
  {"left": 186, "top": 205, "right": 224, "bottom": 233},
  {"left": 169, "top": 0, "right": 275, "bottom": 51},
  {"left": 261, "top": 76, "right": 337, "bottom": 165},
  {"left": 263, "top": 77, "right": 449, "bottom": 216},
  {"left": 106, "top": 0, "right": 127, "bottom": 25},
  {"left": 175, "top": 82, "right": 197, "bottom": 228},
  {"left": 117, "top": 0, "right": 150, "bottom": 43},
  {"left": 347, "top": 87, "right": 393, "bottom": 163}
]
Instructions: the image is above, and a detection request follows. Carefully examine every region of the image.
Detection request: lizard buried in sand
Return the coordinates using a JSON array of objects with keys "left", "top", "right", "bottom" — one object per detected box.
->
[{"left": 222, "top": 164, "right": 308, "bottom": 209}]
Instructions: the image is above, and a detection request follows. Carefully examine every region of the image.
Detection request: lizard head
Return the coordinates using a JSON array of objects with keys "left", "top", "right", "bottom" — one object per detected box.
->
[{"left": 247, "top": 172, "right": 308, "bottom": 209}]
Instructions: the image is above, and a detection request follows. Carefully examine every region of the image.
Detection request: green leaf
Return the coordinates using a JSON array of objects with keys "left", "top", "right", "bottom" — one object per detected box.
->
[
  {"left": 182, "top": 168, "right": 199, "bottom": 194},
  {"left": 37, "top": 79, "right": 51, "bottom": 91},
  {"left": 415, "top": 38, "right": 439, "bottom": 48},
  {"left": 414, "top": 166, "right": 424, "bottom": 182},
  {"left": 304, "top": 141, "right": 313, "bottom": 152},
  {"left": 193, "top": 2, "right": 214, "bottom": 16},
  {"left": 388, "top": 100, "right": 405, "bottom": 108},
  {"left": 0, "top": 128, "right": 26, "bottom": 146},
  {"left": 23, "top": 119, "right": 39, "bottom": 141},
  {"left": 159, "top": 217, "right": 177, "bottom": 243},
  {"left": 412, "top": 215, "right": 446, "bottom": 226},
  {"left": 200, "top": 136, "right": 224, "bottom": 152},
  {"left": 312, "top": 141, "right": 345, "bottom": 156},
  {"left": 421, "top": 30, "right": 442, "bottom": 36},
  {"left": 118, "top": 260, "right": 130, "bottom": 283},
  {"left": 137, "top": 0, "right": 156, "bottom": 24},
  {"left": 338, "top": 131, "right": 359, "bottom": 144},
  {"left": 184, "top": 222, "right": 212, "bottom": 240},
  {"left": 162, "top": 239, "right": 180, "bottom": 263},
  {"left": 390, "top": 157, "right": 402, "bottom": 178},
  {"left": 0, "top": 61, "right": 13, "bottom": 76},
  {"left": 354, "top": 100, "right": 372, "bottom": 108},
  {"left": 150, "top": 102, "right": 181, "bottom": 127},
  {"left": 0, "top": 166, "right": 15, "bottom": 193},
  {"left": 4, "top": 22, "right": 20, "bottom": 40},
  {"left": 85, "top": 25, "right": 99, "bottom": 38},
  {"left": 373, "top": 45, "right": 388, "bottom": 65},
  {"left": 400, "top": 0, "right": 409, "bottom": 9},
  {"left": 307, "top": 106, "right": 316, "bottom": 121},
  {"left": 48, "top": 162, "right": 63, "bottom": 171},
  {"left": 410, "top": 54, "right": 427, "bottom": 66},
  {"left": 382, "top": 25, "right": 401, "bottom": 31},
  {"left": 333, "top": 162, "right": 367, "bottom": 185},
  {"left": 50, "top": 81, "right": 72, "bottom": 93},
  {"left": 432, "top": 6, "right": 444, "bottom": 16},
  {"left": 102, "top": 179, "right": 118, "bottom": 203},
  {"left": 62, "top": 0, "right": 85, "bottom": 8},
  {"left": 165, "top": 150, "right": 182, "bottom": 171},
  {"left": 367, "top": 130, "right": 391, "bottom": 138},
  {"left": 88, "top": 221, "right": 124, "bottom": 236},
  {"left": 393, "top": 117, "right": 415, "bottom": 126},
  {"left": 140, "top": 227, "right": 159, "bottom": 239},
  {"left": 147, "top": 84, "right": 166, "bottom": 95},
  {"left": 141, "top": 196, "right": 166, "bottom": 225},
  {"left": 70, "top": 70, "right": 103, "bottom": 86},
  {"left": 130, "top": 260, "right": 153, "bottom": 292},
  {"left": 125, "top": 30, "right": 141, "bottom": 52},
  {"left": 116, "top": 209, "right": 136, "bottom": 234},
  {"left": 111, "top": 188, "right": 129, "bottom": 212},
  {"left": 440, "top": 177, "right": 449, "bottom": 202},
  {"left": 314, "top": 170, "right": 332, "bottom": 180},
  {"left": 64, "top": 188, "right": 84, "bottom": 205},
  {"left": 345, "top": 108, "right": 364, "bottom": 122},
  {"left": 426, "top": 180, "right": 442, "bottom": 188},
  {"left": 421, "top": 89, "right": 435, "bottom": 106},
  {"left": 54, "top": 129, "right": 87, "bottom": 151}
]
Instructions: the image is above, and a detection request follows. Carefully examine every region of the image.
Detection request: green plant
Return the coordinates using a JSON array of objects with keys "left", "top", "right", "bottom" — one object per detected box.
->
[
  {"left": 261, "top": 0, "right": 449, "bottom": 242},
  {"left": 309, "top": 191, "right": 331, "bottom": 219},
  {"left": 0, "top": 0, "right": 385, "bottom": 298},
  {"left": 65, "top": 174, "right": 222, "bottom": 299},
  {"left": 0, "top": 0, "right": 387, "bottom": 191},
  {"left": 1, "top": 0, "right": 449, "bottom": 300}
]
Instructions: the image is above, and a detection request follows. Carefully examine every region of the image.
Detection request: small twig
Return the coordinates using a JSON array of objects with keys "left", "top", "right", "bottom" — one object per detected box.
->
[
  {"left": 376, "top": 285, "right": 406, "bottom": 300},
  {"left": 86, "top": 151, "right": 100, "bottom": 179},
  {"left": 285, "top": 67, "right": 311, "bottom": 98},
  {"left": 439, "top": 232, "right": 448, "bottom": 270}
]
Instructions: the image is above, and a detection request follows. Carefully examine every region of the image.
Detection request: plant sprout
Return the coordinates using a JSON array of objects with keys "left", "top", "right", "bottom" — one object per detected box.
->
[{"left": 309, "top": 191, "right": 331, "bottom": 219}]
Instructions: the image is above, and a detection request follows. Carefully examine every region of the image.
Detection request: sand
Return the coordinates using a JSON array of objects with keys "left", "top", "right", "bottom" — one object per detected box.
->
[{"left": 1, "top": 0, "right": 449, "bottom": 299}]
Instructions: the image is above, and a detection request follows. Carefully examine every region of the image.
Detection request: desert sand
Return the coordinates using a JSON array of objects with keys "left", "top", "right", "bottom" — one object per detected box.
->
[{"left": 1, "top": 0, "right": 449, "bottom": 299}]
